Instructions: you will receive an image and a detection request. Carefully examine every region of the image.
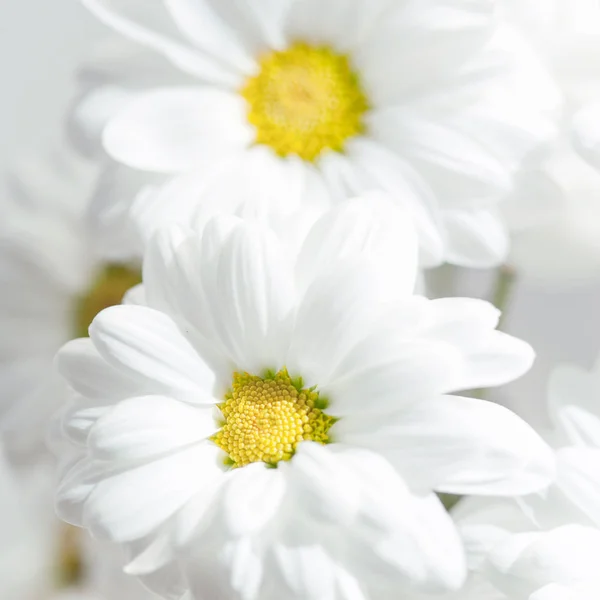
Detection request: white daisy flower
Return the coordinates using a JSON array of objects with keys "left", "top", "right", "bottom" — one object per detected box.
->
[
  {"left": 483, "top": 525, "right": 600, "bottom": 600},
  {"left": 55, "top": 198, "right": 553, "bottom": 599},
  {"left": 522, "top": 355, "right": 600, "bottom": 528},
  {"left": 79, "top": 0, "right": 559, "bottom": 267},
  {"left": 0, "top": 146, "right": 141, "bottom": 458},
  {"left": 434, "top": 353, "right": 600, "bottom": 600},
  {"left": 0, "top": 448, "right": 58, "bottom": 600},
  {"left": 498, "top": 0, "right": 600, "bottom": 285}
]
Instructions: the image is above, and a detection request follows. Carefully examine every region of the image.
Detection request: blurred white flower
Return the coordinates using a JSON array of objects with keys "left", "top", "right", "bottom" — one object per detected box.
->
[
  {"left": 54, "top": 198, "right": 552, "bottom": 599},
  {"left": 441, "top": 353, "right": 600, "bottom": 599},
  {"left": 484, "top": 525, "right": 600, "bottom": 600},
  {"left": 78, "top": 0, "right": 558, "bottom": 267},
  {"left": 0, "top": 447, "right": 58, "bottom": 600},
  {"left": 499, "top": 0, "right": 600, "bottom": 285},
  {"left": 524, "top": 354, "right": 600, "bottom": 528},
  {"left": 0, "top": 147, "right": 141, "bottom": 458},
  {"left": 507, "top": 145, "right": 600, "bottom": 285}
]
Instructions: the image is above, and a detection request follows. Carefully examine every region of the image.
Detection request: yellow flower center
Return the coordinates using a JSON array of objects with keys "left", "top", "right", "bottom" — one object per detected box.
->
[
  {"left": 74, "top": 264, "right": 141, "bottom": 338},
  {"left": 212, "top": 369, "right": 335, "bottom": 468},
  {"left": 240, "top": 42, "right": 369, "bottom": 162}
]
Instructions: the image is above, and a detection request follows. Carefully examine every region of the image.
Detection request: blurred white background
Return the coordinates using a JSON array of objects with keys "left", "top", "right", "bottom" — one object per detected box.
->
[
  {"left": 0, "top": 0, "right": 102, "bottom": 164},
  {"left": 1, "top": 0, "right": 599, "bottom": 429}
]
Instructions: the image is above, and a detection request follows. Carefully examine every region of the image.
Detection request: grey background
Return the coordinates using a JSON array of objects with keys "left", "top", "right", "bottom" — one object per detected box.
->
[{"left": 1, "top": 0, "right": 599, "bottom": 429}]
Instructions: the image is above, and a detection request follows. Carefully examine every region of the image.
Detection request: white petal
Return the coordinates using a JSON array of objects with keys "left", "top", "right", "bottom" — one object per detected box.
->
[
  {"left": 286, "top": 262, "right": 392, "bottom": 389},
  {"left": 284, "top": 0, "right": 391, "bottom": 51},
  {"left": 222, "top": 463, "right": 286, "bottom": 537},
  {"left": 270, "top": 537, "right": 337, "bottom": 600},
  {"left": 555, "top": 448, "right": 600, "bottom": 527},
  {"left": 89, "top": 305, "right": 216, "bottom": 402},
  {"left": 82, "top": 444, "right": 221, "bottom": 542},
  {"left": 123, "top": 525, "right": 175, "bottom": 575},
  {"left": 548, "top": 365, "right": 600, "bottom": 447},
  {"left": 354, "top": 1, "right": 495, "bottom": 104},
  {"left": 199, "top": 220, "right": 296, "bottom": 373},
  {"left": 345, "top": 139, "right": 444, "bottom": 267},
  {"left": 289, "top": 442, "right": 362, "bottom": 526},
  {"left": 340, "top": 395, "right": 555, "bottom": 495},
  {"left": 329, "top": 447, "right": 466, "bottom": 592},
  {"left": 88, "top": 396, "right": 216, "bottom": 461},
  {"left": 56, "top": 338, "right": 142, "bottom": 401},
  {"left": 192, "top": 0, "right": 289, "bottom": 54},
  {"left": 295, "top": 194, "right": 418, "bottom": 298},
  {"left": 442, "top": 209, "right": 509, "bottom": 268},
  {"left": 104, "top": 88, "right": 252, "bottom": 173},
  {"left": 486, "top": 526, "right": 600, "bottom": 599},
  {"left": 163, "top": 0, "right": 260, "bottom": 73},
  {"left": 369, "top": 110, "right": 512, "bottom": 204},
  {"left": 422, "top": 297, "right": 501, "bottom": 350},
  {"left": 81, "top": 0, "right": 243, "bottom": 84},
  {"left": 186, "top": 536, "right": 264, "bottom": 600},
  {"left": 453, "top": 330, "right": 535, "bottom": 391},
  {"left": 56, "top": 459, "right": 104, "bottom": 527},
  {"left": 322, "top": 338, "right": 465, "bottom": 416},
  {"left": 572, "top": 103, "right": 600, "bottom": 170}
]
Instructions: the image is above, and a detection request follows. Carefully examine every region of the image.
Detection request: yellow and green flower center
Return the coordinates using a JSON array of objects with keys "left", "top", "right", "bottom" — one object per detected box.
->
[
  {"left": 241, "top": 42, "right": 369, "bottom": 162},
  {"left": 74, "top": 264, "right": 141, "bottom": 338},
  {"left": 212, "top": 369, "right": 335, "bottom": 468}
]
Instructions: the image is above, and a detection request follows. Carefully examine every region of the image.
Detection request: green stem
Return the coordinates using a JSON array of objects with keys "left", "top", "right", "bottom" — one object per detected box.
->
[{"left": 492, "top": 264, "right": 517, "bottom": 329}]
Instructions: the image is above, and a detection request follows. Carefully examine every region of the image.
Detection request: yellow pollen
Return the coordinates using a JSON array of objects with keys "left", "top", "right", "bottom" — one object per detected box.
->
[
  {"left": 212, "top": 369, "right": 335, "bottom": 468},
  {"left": 74, "top": 263, "right": 141, "bottom": 338},
  {"left": 240, "top": 42, "right": 369, "bottom": 162}
]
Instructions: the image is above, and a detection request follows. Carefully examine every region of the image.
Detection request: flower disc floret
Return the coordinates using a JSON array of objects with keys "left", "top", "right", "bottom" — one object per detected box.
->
[
  {"left": 213, "top": 369, "right": 334, "bottom": 468},
  {"left": 241, "top": 42, "right": 369, "bottom": 161}
]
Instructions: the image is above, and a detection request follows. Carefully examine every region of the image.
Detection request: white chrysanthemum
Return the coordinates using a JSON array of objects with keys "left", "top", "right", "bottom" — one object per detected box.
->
[
  {"left": 523, "top": 355, "right": 600, "bottom": 528},
  {"left": 498, "top": 0, "right": 600, "bottom": 284},
  {"left": 483, "top": 525, "right": 600, "bottom": 600},
  {"left": 79, "top": 0, "right": 558, "bottom": 268},
  {"left": 0, "top": 447, "right": 58, "bottom": 600},
  {"left": 0, "top": 147, "right": 141, "bottom": 458},
  {"left": 436, "top": 354, "right": 600, "bottom": 600},
  {"left": 55, "top": 198, "right": 553, "bottom": 599}
]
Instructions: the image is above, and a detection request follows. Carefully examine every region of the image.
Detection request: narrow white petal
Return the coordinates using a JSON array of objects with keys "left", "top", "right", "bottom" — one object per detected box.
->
[
  {"left": 454, "top": 331, "right": 535, "bottom": 391},
  {"left": 341, "top": 395, "right": 554, "bottom": 495},
  {"left": 81, "top": 0, "right": 243, "bottom": 84},
  {"left": 56, "top": 338, "right": 142, "bottom": 401},
  {"left": 200, "top": 220, "right": 296, "bottom": 373},
  {"left": 346, "top": 139, "right": 444, "bottom": 267},
  {"left": 89, "top": 305, "right": 216, "bottom": 402},
  {"left": 104, "top": 88, "right": 251, "bottom": 173},
  {"left": 222, "top": 463, "right": 286, "bottom": 537},
  {"left": 485, "top": 526, "right": 600, "bottom": 599},
  {"left": 555, "top": 448, "right": 600, "bottom": 527},
  {"left": 88, "top": 396, "right": 216, "bottom": 461},
  {"left": 295, "top": 194, "right": 418, "bottom": 298},
  {"left": 289, "top": 442, "right": 361, "bottom": 526},
  {"left": 323, "top": 339, "right": 464, "bottom": 416},
  {"left": 442, "top": 209, "right": 509, "bottom": 268},
  {"left": 186, "top": 536, "right": 264, "bottom": 600},
  {"left": 548, "top": 365, "right": 600, "bottom": 447},
  {"left": 82, "top": 444, "right": 218, "bottom": 542},
  {"left": 286, "top": 262, "right": 391, "bottom": 388}
]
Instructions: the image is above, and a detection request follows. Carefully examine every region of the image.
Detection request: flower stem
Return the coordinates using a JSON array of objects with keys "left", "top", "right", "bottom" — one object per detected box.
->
[{"left": 491, "top": 264, "right": 517, "bottom": 328}]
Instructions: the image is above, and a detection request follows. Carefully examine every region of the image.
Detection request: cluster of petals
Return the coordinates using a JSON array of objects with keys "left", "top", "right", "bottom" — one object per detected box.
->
[
  {"left": 444, "top": 354, "right": 600, "bottom": 599},
  {"left": 54, "top": 198, "right": 553, "bottom": 599}
]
